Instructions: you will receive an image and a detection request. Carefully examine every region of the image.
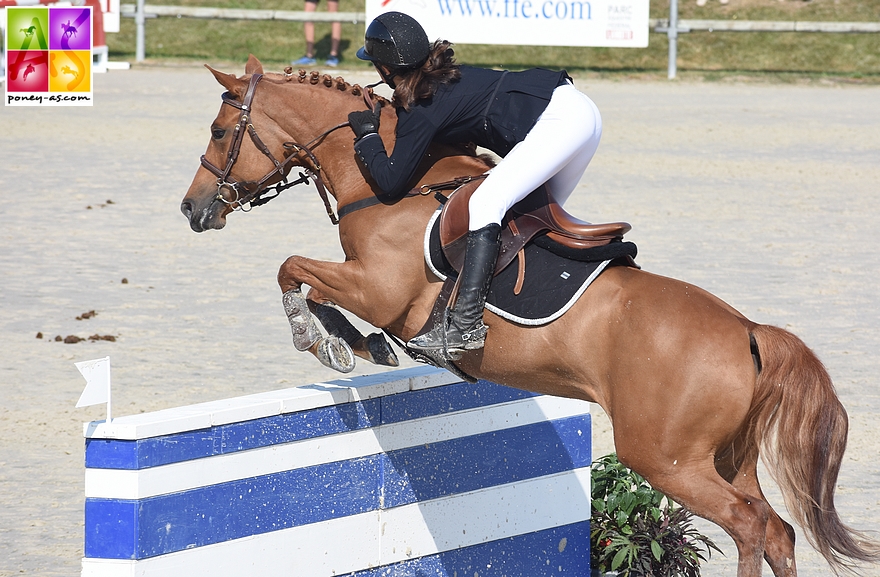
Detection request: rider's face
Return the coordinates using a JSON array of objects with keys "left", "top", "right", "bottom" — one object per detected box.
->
[{"left": 373, "top": 63, "right": 398, "bottom": 90}]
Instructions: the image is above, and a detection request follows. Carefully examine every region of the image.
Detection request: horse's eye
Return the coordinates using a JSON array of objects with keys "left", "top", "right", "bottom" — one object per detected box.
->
[{"left": 212, "top": 127, "right": 226, "bottom": 140}]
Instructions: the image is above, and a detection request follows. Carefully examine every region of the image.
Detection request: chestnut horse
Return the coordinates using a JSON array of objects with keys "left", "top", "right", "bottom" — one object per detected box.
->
[{"left": 181, "top": 56, "right": 879, "bottom": 576}]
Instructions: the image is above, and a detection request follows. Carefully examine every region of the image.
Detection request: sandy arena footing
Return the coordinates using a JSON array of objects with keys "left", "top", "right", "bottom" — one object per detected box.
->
[{"left": 1, "top": 64, "right": 878, "bottom": 576}]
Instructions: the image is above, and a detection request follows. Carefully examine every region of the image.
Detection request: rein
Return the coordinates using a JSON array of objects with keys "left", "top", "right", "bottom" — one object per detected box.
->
[{"left": 199, "top": 72, "right": 354, "bottom": 225}]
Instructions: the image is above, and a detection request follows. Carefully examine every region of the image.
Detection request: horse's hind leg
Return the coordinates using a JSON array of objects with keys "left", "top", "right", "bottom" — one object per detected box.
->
[
  {"left": 306, "top": 291, "right": 399, "bottom": 367},
  {"left": 717, "top": 447, "right": 798, "bottom": 577},
  {"left": 626, "top": 453, "right": 772, "bottom": 577}
]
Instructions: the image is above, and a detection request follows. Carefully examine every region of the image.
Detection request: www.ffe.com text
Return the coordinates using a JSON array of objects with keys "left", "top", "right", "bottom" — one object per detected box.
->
[{"left": 437, "top": 0, "right": 593, "bottom": 19}]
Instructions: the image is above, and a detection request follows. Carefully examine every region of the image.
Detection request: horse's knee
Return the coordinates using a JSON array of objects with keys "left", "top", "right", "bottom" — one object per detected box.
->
[{"left": 277, "top": 255, "right": 305, "bottom": 292}]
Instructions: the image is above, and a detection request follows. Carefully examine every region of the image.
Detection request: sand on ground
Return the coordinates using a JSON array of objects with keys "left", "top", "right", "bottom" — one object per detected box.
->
[{"left": 1, "top": 64, "right": 878, "bottom": 576}]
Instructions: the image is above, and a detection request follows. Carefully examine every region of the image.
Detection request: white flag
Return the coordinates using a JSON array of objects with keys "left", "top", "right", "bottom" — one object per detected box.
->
[{"left": 75, "top": 356, "right": 111, "bottom": 410}]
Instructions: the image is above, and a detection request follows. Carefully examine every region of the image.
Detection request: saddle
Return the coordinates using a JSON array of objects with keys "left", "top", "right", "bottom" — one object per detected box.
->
[
  {"left": 437, "top": 178, "right": 631, "bottom": 294},
  {"left": 408, "top": 176, "right": 635, "bottom": 383}
]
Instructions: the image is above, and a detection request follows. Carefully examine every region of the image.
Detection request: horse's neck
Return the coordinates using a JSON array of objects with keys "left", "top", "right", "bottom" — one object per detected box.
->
[
  {"left": 266, "top": 79, "right": 394, "bottom": 207},
  {"left": 267, "top": 78, "right": 491, "bottom": 211}
]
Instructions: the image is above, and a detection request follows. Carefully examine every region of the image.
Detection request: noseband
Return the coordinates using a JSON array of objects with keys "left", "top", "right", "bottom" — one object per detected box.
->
[{"left": 199, "top": 72, "right": 350, "bottom": 225}]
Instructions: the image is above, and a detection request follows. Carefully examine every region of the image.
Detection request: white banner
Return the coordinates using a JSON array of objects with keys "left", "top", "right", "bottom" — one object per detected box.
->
[{"left": 366, "top": 0, "right": 649, "bottom": 48}]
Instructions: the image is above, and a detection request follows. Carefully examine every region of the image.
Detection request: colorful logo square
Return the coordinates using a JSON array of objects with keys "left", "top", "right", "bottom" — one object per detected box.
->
[
  {"left": 50, "top": 7, "right": 92, "bottom": 51},
  {"left": 49, "top": 51, "right": 91, "bottom": 92},
  {"left": 5, "top": 6, "right": 94, "bottom": 106},
  {"left": 6, "top": 7, "right": 49, "bottom": 51},
  {"left": 6, "top": 51, "right": 49, "bottom": 92}
]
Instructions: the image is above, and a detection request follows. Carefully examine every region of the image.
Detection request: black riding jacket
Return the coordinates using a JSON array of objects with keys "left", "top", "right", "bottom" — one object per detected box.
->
[{"left": 353, "top": 65, "right": 570, "bottom": 201}]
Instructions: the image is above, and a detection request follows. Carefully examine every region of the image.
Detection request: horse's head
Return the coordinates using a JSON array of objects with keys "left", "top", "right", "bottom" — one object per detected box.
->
[
  {"left": 181, "top": 56, "right": 276, "bottom": 231},
  {"left": 181, "top": 55, "right": 387, "bottom": 232}
]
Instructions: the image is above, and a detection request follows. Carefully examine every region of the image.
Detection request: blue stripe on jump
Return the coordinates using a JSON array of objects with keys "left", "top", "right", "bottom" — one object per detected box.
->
[
  {"left": 85, "top": 456, "right": 382, "bottom": 559},
  {"left": 84, "top": 499, "right": 139, "bottom": 559},
  {"left": 348, "top": 521, "right": 590, "bottom": 577},
  {"left": 84, "top": 399, "right": 381, "bottom": 470},
  {"left": 379, "top": 379, "right": 536, "bottom": 424},
  {"left": 84, "top": 415, "right": 589, "bottom": 560},
  {"left": 85, "top": 381, "right": 535, "bottom": 470},
  {"left": 382, "top": 414, "right": 591, "bottom": 508}
]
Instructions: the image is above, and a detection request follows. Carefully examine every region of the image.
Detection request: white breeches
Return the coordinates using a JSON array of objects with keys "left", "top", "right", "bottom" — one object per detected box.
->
[{"left": 468, "top": 82, "right": 602, "bottom": 230}]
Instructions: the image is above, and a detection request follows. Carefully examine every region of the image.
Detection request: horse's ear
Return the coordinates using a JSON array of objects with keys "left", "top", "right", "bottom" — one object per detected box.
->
[
  {"left": 244, "top": 54, "right": 264, "bottom": 76},
  {"left": 205, "top": 64, "right": 246, "bottom": 98}
]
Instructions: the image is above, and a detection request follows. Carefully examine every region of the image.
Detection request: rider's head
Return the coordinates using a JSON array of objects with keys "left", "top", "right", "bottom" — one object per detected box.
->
[
  {"left": 357, "top": 12, "right": 460, "bottom": 110},
  {"left": 356, "top": 12, "right": 430, "bottom": 88}
]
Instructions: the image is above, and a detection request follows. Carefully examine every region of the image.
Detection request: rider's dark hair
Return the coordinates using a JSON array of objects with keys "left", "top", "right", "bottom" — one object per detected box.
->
[{"left": 392, "top": 41, "right": 461, "bottom": 111}]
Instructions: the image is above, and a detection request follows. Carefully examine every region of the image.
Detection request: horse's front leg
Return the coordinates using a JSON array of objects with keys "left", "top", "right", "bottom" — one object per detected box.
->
[
  {"left": 281, "top": 285, "right": 358, "bottom": 373},
  {"left": 278, "top": 255, "right": 399, "bottom": 373},
  {"left": 306, "top": 288, "right": 399, "bottom": 367}
]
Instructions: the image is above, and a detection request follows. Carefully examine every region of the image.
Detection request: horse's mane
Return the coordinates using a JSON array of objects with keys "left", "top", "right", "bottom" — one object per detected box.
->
[{"left": 256, "top": 67, "right": 391, "bottom": 107}]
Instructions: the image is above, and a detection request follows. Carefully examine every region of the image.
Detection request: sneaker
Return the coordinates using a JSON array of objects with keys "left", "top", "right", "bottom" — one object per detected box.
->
[
  {"left": 325, "top": 55, "right": 339, "bottom": 67},
  {"left": 292, "top": 55, "right": 316, "bottom": 66}
]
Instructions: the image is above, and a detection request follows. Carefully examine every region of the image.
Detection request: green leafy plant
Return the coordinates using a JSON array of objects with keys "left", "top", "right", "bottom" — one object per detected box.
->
[{"left": 591, "top": 453, "right": 722, "bottom": 576}]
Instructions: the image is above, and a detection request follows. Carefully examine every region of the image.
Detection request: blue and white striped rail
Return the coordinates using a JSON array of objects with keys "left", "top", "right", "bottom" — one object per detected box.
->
[{"left": 82, "top": 366, "right": 592, "bottom": 576}]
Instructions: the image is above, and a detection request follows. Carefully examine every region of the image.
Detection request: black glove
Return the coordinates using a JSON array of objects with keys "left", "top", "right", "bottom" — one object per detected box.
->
[{"left": 348, "top": 107, "right": 380, "bottom": 141}]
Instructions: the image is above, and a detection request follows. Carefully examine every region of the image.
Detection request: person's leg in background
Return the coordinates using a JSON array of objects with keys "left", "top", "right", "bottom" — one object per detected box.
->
[
  {"left": 292, "top": 0, "right": 341, "bottom": 67},
  {"left": 325, "top": 0, "right": 341, "bottom": 67},
  {"left": 293, "top": 0, "right": 318, "bottom": 66}
]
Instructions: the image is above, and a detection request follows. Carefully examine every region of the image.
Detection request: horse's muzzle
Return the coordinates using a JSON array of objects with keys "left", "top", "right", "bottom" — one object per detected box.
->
[{"left": 180, "top": 197, "right": 227, "bottom": 232}]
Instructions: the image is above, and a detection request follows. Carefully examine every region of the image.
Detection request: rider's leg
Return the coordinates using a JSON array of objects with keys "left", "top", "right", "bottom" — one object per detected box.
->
[
  {"left": 542, "top": 89, "right": 602, "bottom": 207},
  {"left": 467, "top": 82, "right": 602, "bottom": 228},
  {"left": 408, "top": 85, "right": 601, "bottom": 355},
  {"left": 408, "top": 223, "right": 502, "bottom": 353}
]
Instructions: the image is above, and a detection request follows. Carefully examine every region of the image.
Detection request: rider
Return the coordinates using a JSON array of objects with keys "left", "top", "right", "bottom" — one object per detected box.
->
[{"left": 348, "top": 11, "right": 603, "bottom": 356}]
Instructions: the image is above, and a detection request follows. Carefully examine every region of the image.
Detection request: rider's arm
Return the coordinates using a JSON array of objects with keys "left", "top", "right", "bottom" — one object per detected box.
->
[{"left": 353, "top": 109, "right": 437, "bottom": 202}]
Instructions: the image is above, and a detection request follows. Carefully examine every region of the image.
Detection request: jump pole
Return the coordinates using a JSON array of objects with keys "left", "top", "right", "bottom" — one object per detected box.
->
[{"left": 81, "top": 366, "right": 593, "bottom": 576}]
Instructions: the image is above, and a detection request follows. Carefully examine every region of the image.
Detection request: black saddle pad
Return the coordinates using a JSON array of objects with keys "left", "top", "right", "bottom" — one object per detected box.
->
[{"left": 425, "top": 211, "right": 638, "bottom": 326}]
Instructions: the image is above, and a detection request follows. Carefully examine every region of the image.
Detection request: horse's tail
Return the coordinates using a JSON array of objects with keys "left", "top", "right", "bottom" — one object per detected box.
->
[{"left": 748, "top": 323, "right": 880, "bottom": 574}]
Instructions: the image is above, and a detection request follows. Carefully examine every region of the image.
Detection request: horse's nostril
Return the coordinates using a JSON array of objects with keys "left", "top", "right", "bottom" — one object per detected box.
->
[{"left": 180, "top": 200, "right": 193, "bottom": 219}]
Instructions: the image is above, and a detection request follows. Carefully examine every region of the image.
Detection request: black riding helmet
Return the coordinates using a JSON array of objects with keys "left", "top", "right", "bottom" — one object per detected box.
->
[{"left": 356, "top": 11, "right": 430, "bottom": 70}]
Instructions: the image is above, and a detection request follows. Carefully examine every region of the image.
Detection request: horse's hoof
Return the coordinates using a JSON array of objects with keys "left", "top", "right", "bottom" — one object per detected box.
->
[
  {"left": 316, "top": 336, "right": 356, "bottom": 373},
  {"left": 365, "top": 333, "right": 399, "bottom": 367},
  {"left": 283, "top": 289, "right": 321, "bottom": 351}
]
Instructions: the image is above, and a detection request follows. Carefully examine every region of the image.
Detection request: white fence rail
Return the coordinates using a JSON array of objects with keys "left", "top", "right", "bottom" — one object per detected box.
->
[
  {"left": 117, "top": 2, "right": 880, "bottom": 74},
  {"left": 652, "top": 18, "right": 880, "bottom": 33},
  {"left": 119, "top": 3, "right": 365, "bottom": 22}
]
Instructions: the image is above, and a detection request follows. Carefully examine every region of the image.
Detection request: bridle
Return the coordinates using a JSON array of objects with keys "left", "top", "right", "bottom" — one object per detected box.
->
[{"left": 199, "top": 72, "right": 363, "bottom": 225}]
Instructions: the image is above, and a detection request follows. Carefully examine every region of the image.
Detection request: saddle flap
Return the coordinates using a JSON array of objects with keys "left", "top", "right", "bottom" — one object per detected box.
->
[{"left": 438, "top": 178, "right": 631, "bottom": 274}]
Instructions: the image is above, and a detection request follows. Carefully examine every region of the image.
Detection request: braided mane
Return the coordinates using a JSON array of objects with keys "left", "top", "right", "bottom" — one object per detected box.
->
[{"left": 258, "top": 67, "right": 390, "bottom": 107}]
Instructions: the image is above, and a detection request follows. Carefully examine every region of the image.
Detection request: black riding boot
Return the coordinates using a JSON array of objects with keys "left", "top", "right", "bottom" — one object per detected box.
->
[{"left": 408, "top": 223, "right": 502, "bottom": 354}]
